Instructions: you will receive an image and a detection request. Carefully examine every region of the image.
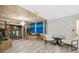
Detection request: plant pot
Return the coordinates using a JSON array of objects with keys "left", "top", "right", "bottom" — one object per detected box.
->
[{"left": 0, "top": 39, "right": 12, "bottom": 52}]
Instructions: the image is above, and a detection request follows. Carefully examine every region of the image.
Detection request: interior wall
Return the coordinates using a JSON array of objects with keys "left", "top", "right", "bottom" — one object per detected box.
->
[
  {"left": 48, "top": 15, "right": 78, "bottom": 44},
  {"left": 76, "top": 19, "right": 79, "bottom": 41}
]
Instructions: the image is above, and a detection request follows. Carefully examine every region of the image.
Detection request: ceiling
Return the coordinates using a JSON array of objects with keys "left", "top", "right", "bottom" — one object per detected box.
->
[
  {"left": 0, "top": 5, "right": 36, "bottom": 22},
  {"left": 0, "top": 5, "right": 37, "bottom": 25},
  {"left": 20, "top": 5, "right": 79, "bottom": 20}
]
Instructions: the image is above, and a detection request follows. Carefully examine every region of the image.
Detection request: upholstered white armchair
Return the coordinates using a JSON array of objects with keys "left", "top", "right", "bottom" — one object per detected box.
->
[
  {"left": 43, "top": 34, "right": 54, "bottom": 44},
  {"left": 44, "top": 34, "right": 54, "bottom": 40}
]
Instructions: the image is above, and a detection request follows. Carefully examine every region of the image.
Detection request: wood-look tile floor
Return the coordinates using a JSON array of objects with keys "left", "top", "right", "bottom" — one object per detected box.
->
[{"left": 2, "top": 39, "right": 79, "bottom": 53}]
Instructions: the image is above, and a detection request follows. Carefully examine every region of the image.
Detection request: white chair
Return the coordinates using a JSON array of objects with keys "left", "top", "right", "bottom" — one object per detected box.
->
[
  {"left": 44, "top": 34, "right": 54, "bottom": 44},
  {"left": 62, "top": 33, "right": 78, "bottom": 51},
  {"left": 44, "top": 34, "right": 54, "bottom": 40}
]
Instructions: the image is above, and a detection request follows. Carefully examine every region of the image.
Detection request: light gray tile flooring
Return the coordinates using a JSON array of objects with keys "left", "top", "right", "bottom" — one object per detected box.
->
[{"left": 2, "top": 39, "right": 79, "bottom": 53}]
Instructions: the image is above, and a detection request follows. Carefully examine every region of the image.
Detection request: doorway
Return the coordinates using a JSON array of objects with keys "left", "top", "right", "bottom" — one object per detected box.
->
[{"left": 10, "top": 25, "right": 22, "bottom": 40}]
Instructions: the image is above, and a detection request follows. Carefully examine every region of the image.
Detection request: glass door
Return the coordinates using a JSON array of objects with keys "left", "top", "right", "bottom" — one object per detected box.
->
[{"left": 10, "top": 25, "right": 22, "bottom": 40}]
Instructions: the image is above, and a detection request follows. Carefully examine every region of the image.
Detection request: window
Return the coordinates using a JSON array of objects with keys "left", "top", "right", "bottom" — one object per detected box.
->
[{"left": 30, "top": 21, "right": 46, "bottom": 34}]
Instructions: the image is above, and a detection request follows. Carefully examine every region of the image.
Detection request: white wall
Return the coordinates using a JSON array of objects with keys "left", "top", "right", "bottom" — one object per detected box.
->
[{"left": 48, "top": 15, "right": 78, "bottom": 44}]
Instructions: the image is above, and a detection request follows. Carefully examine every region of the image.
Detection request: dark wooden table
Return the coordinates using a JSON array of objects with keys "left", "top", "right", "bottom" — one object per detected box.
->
[{"left": 53, "top": 37, "right": 65, "bottom": 46}]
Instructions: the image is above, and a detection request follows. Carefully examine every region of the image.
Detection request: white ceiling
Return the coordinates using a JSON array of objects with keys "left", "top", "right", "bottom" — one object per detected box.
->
[{"left": 20, "top": 5, "right": 79, "bottom": 20}]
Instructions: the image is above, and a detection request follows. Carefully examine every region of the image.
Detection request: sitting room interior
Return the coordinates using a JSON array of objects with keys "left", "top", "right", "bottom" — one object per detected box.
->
[{"left": 0, "top": 5, "right": 79, "bottom": 53}]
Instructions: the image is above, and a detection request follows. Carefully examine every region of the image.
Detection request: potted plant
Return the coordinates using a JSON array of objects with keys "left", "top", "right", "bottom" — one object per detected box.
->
[
  {"left": 0, "top": 28, "right": 4, "bottom": 44},
  {"left": 0, "top": 28, "right": 12, "bottom": 52}
]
